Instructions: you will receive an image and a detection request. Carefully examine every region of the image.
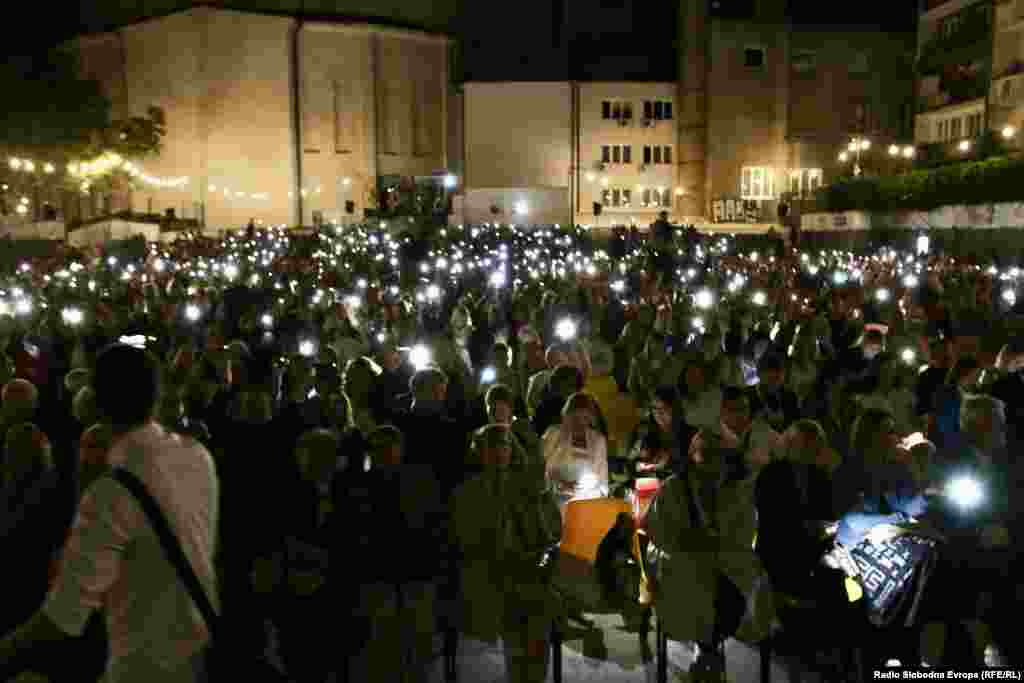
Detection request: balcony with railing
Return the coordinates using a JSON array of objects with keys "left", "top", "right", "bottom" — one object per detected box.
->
[
  {"left": 918, "top": 5, "right": 993, "bottom": 74},
  {"left": 918, "top": 70, "right": 990, "bottom": 112}
]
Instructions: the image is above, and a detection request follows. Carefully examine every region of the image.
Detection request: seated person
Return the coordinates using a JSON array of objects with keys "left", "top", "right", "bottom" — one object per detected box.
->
[{"left": 646, "top": 428, "right": 774, "bottom": 677}]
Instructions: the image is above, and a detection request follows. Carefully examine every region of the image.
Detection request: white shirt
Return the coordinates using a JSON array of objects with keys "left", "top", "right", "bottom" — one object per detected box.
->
[{"left": 45, "top": 423, "right": 219, "bottom": 683}]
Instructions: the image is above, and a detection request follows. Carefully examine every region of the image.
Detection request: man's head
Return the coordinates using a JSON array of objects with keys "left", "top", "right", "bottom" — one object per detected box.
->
[
  {"left": 2, "top": 422, "right": 52, "bottom": 485},
  {"left": 295, "top": 429, "right": 342, "bottom": 485},
  {"left": 410, "top": 367, "right": 448, "bottom": 406},
  {"left": 485, "top": 383, "right": 515, "bottom": 425},
  {"left": 862, "top": 330, "right": 885, "bottom": 360},
  {"left": 367, "top": 425, "right": 404, "bottom": 467},
  {"left": 929, "top": 336, "right": 956, "bottom": 368},
  {"left": 545, "top": 344, "right": 570, "bottom": 370},
  {"left": 473, "top": 424, "right": 513, "bottom": 468},
  {"left": 343, "top": 357, "right": 379, "bottom": 400},
  {"left": 1, "top": 379, "right": 39, "bottom": 425},
  {"left": 73, "top": 386, "right": 100, "bottom": 427},
  {"left": 549, "top": 364, "right": 584, "bottom": 400},
  {"left": 960, "top": 394, "right": 1006, "bottom": 452},
  {"left": 720, "top": 386, "right": 752, "bottom": 436},
  {"left": 491, "top": 342, "right": 511, "bottom": 369},
  {"left": 757, "top": 353, "right": 787, "bottom": 391},
  {"left": 93, "top": 344, "right": 161, "bottom": 432},
  {"left": 522, "top": 340, "right": 546, "bottom": 375}
]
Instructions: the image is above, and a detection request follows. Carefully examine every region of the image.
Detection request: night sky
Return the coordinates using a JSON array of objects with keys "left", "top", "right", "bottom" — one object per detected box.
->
[{"left": 8, "top": 1, "right": 919, "bottom": 67}]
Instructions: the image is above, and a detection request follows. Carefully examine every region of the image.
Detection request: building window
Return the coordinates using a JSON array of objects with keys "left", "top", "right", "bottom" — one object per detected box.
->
[
  {"left": 792, "top": 50, "right": 817, "bottom": 75},
  {"left": 641, "top": 188, "right": 671, "bottom": 208},
  {"left": 649, "top": 100, "right": 674, "bottom": 120},
  {"left": 603, "top": 145, "right": 631, "bottom": 165},
  {"left": 603, "top": 187, "right": 633, "bottom": 208},
  {"left": 602, "top": 100, "right": 632, "bottom": 120},
  {"left": 788, "top": 168, "right": 823, "bottom": 197},
  {"left": 951, "top": 117, "right": 962, "bottom": 138},
  {"left": 741, "top": 166, "right": 776, "bottom": 200},
  {"left": 744, "top": 47, "right": 765, "bottom": 69},
  {"left": 643, "top": 146, "right": 672, "bottom": 165}
]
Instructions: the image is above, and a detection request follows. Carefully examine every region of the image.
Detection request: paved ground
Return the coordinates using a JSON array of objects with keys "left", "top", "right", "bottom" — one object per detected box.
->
[{"left": 429, "top": 612, "right": 824, "bottom": 683}]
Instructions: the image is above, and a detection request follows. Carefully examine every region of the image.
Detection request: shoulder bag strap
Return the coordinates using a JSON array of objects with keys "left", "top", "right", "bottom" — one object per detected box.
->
[{"left": 112, "top": 468, "right": 219, "bottom": 636}]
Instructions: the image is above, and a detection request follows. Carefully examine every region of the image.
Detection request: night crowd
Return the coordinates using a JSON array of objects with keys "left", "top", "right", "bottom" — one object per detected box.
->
[{"left": 0, "top": 219, "right": 1020, "bottom": 683}]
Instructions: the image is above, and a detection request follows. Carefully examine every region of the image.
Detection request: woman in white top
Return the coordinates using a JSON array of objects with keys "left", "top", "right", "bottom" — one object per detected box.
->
[{"left": 542, "top": 392, "right": 609, "bottom": 518}]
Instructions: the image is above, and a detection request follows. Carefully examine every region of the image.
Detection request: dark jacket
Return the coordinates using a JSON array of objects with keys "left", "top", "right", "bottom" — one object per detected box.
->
[
  {"left": 332, "top": 464, "right": 446, "bottom": 586},
  {"left": 754, "top": 460, "right": 836, "bottom": 599}
]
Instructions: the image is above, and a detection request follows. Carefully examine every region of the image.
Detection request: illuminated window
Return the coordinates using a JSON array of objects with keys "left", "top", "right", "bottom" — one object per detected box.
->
[
  {"left": 741, "top": 166, "right": 776, "bottom": 200},
  {"left": 788, "top": 168, "right": 823, "bottom": 197}
]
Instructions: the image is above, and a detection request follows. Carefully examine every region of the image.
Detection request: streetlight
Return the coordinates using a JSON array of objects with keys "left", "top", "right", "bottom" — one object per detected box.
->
[
  {"left": 839, "top": 137, "right": 870, "bottom": 175},
  {"left": 1002, "top": 125, "right": 1016, "bottom": 140},
  {"left": 959, "top": 139, "right": 971, "bottom": 153},
  {"left": 902, "top": 146, "right": 915, "bottom": 159}
]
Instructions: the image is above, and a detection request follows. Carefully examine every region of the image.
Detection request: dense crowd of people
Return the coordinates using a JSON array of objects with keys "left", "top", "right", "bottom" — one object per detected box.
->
[{"left": 0, "top": 220, "right": 1019, "bottom": 683}]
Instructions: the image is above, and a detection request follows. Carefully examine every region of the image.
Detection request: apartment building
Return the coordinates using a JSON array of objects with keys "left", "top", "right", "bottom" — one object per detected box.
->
[{"left": 914, "top": 0, "right": 1024, "bottom": 150}]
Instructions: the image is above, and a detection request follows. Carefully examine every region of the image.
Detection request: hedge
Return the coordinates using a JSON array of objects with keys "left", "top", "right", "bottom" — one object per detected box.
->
[{"left": 817, "top": 156, "right": 1024, "bottom": 212}]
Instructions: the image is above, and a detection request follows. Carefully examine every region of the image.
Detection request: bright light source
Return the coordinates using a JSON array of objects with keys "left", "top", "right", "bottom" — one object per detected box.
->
[
  {"left": 14, "top": 299, "right": 31, "bottom": 316},
  {"left": 185, "top": 304, "right": 201, "bottom": 322},
  {"left": 514, "top": 200, "right": 529, "bottom": 215},
  {"left": 946, "top": 476, "right": 983, "bottom": 509},
  {"left": 917, "top": 235, "right": 930, "bottom": 255},
  {"left": 345, "top": 295, "right": 361, "bottom": 310},
  {"left": 901, "top": 348, "right": 917, "bottom": 365},
  {"left": 223, "top": 263, "right": 239, "bottom": 281},
  {"left": 876, "top": 288, "right": 891, "bottom": 303},
  {"left": 694, "top": 289, "right": 714, "bottom": 310},
  {"left": 481, "top": 366, "right": 497, "bottom": 383},
  {"left": 409, "top": 344, "right": 432, "bottom": 370},
  {"left": 752, "top": 291, "right": 767, "bottom": 306},
  {"left": 153, "top": 258, "right": 166, "bottom": 273},
  {"left": 555, "top": 318, "right": 577, "bottom": 341},
  {"left": 611, "top": 280, "right": 625, "bottom": 293},
  {"left": 903, "top": 146, "right": 915, "bottom": 159},
  {"left": 903, "top": 274, "right": 919, "bottom": 288},
  {"left": 260, "top": 313, "right": 274, "bottom": 328},
  {"left": 489, "top": 271, "right": 506, "bottom": 288},
  {"left": 860, "top": 139, "right": 871, "bottom": 150},
  {"left": 888, "top": 144, "right": 900, "bottom": 156},
  {"left": 959, "top": 140, "right": 971, "bottom": 152},
  {"left": 838, "top": 151, "right": 849, "bottom": 162},
  {"left": 1002, "top": 126, "right": 1016, "bottom": 139},
  {"left": 585, "top": 172, "right": 596, "bottom": 182},
  {"left": 298, "top": 339, "right": 317, "bottom": 357},
  {"left": 426, "top": 284, "right": 441, "bottom": 301},
  {"left": 833, "top": 271, "right": 849, "bottom": 286},
  {"left": 62, "top": 307, "right": 84, "bottom": 326},
  {"left": 444, "top": 174, "right": 457, "bottom": 189},
  {"left": 1002, "top": 289, "right": 1017, "bottom": 307}
]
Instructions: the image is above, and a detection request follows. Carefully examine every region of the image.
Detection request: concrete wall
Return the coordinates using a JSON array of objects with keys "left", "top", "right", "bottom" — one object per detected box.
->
[
  {"left": 802, "top": 201, "right": 1024, "bottom": 231},
  {"left": 575, "top": 82, "right": 679, "bottom": 223},
  {"left": 463, "top": 82, "right": 572, "bottom": 189},
  {"left": 457, "top": 187, "right": 570, "bottom": 226},
  {"left": 67, "top": 220, "right": 162, "bottom": 247},
  {"left": 73, "top": 7, "right": 452, "bottom": 230},
  {"left": 0, "top": 222, "right": 66, "bottom": 240}
]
